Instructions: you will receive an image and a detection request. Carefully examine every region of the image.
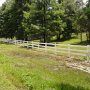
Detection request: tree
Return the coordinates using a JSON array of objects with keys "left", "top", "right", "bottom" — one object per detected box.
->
[
  {"left": 0, "top": 0, "right": 90, "bottom": 44},
  {"left": 85, "top": 0, "right": 90, "bottom": 42},
  {"left": 0, "top": 0, "right": 16, "bottom": 38}
]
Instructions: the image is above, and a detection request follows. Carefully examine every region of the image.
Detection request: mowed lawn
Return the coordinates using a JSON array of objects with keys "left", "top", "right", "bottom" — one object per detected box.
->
[{"left": 0, "top": 44, "right": 90, "bottom": 90}]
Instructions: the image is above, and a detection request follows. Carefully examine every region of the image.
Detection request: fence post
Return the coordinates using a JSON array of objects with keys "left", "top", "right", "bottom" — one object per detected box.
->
[
  {"left": 87, "top": 45, "right": 90, "bottom": 61},
  {"left": 89, "top": 45, "right": 90, "bottom": 61},
  {"left": 32, "top": 41, "right": 33, "bottom": 48},
  {"left": 27, "top": 41, "right": 29, "bottom": 48},
  {"left": 38, "top": 42, "right": 39, "bottom": 49},
  {"left": 16, "top": 40, "right": 18, "bottom": 45},
  {"left": 45, "top": 43, "right": 47, "bottom": 52},
  {"left": 22, "top": 41, "right": 24, "bottom": 47},
  {"left": 15, "top": 40, "right": 17, "bottom": 45},
  {"left": 68, "top": 44, "right": 71, "bottom": 57},
  {"left": 55, "top": 43, "right": 57, "bottom": 55},
  {"left": 14, "top": 40, "right": 16, "bottom": 45}
]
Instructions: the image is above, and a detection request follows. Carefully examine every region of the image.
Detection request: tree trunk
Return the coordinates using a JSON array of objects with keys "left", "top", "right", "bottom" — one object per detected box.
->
[
  {"left": 57, "top": 31, "right": 61, "bottom": 40},
  {"left": 43, "top": 0, "right": 46, "bottom": 43},
  {"left": 88, "top": 31, "right": 90, "bottom": 42},
  {"left": 43, "top": 31, "right": 46, "bottom": 43},
  {"left": 80, "top": 32, "right": 82, "bottom": 42}
]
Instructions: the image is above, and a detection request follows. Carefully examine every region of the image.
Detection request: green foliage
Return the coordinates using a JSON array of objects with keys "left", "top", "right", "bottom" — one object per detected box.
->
[{"left": 0, "top": 0, "right": 90, "bottom": 43}]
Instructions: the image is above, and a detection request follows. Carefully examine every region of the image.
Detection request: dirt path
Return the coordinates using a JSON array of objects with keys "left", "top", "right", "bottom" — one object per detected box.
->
[{"left": 65, "top": 59, "right": 90, "bottom": 74}]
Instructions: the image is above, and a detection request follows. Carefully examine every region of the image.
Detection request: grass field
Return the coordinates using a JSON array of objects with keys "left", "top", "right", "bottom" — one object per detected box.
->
[
  {"left": 0, "top": 44, "right": 90, "bottom": 90},
  {"left": 51, "top": 33, "right": 90, "bottom": 45}
]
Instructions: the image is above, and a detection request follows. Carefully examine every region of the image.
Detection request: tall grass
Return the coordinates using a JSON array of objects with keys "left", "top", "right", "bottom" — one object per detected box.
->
[{"left": 0, "top": 44, "right": 90, "bottom": 90}]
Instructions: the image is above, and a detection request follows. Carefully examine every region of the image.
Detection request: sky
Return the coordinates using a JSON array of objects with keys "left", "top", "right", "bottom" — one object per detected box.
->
[
  {"left": 0, "top": 0, "right": 6, "bottom": 6},
  {"left": 0, "top": 0, "right": 88, "bottom": 7},
  {"left": 83, "top": 0, "right": 88, "bottom": 3}
]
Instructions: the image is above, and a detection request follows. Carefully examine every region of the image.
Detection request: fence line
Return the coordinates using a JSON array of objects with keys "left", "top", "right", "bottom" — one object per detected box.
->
[{"left": 0, "top": 39, "right": 90, "bottom": 60}]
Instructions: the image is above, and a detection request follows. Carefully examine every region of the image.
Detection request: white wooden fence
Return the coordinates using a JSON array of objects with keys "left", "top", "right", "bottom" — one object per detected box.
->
[{"left": 0, "top": 39, "right": 90, "bottom": 60}]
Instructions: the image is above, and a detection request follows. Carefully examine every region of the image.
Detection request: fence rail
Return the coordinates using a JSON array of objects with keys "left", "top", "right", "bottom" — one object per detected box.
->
[{"left": 0, "top": 39, "right": 90, "bottom": 60}]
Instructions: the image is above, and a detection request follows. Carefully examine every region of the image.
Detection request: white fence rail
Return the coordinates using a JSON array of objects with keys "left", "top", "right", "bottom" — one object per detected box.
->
[{"left": 0, "top": 39, "right": 90, "bottom": 60}]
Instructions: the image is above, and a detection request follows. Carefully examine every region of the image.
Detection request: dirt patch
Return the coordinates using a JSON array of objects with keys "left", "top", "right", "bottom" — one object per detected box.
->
[
  {"left": 45, "top": 55, "right": 90, "bottom": 74},
  {"left": 65, "top": 60, "right": 90, "bottom": 74}
]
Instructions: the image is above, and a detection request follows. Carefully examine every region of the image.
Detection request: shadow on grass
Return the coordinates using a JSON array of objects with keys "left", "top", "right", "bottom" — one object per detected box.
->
[
  {"left": 73, "top": 41, "right": 90, "bottom": 45},
  {"left": 51, "top": 38, "right": 90, "bottom": 45},
  {"left": 55, "top": 83, "right": 89, "bottom": 90},
  {"left": 51, "top": 36, "right": 78, "bottom": 43}
]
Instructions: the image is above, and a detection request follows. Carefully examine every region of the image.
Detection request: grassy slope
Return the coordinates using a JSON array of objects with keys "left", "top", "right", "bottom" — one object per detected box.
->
[
  {"left": 52, "top": 33, "right": 90, "bottom": 45},
  {"left": 0, "top": 44, "right": 90, "bottom": 90}
]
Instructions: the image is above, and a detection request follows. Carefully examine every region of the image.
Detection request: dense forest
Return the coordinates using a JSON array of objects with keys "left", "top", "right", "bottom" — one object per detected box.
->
[{"left": 0, "top": 0, "right": 90, "bottom": 43}]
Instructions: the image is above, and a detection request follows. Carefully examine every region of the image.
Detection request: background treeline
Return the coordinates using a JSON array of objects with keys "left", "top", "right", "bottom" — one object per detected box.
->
[{"left": 0, "top": 0, "right": 90, "bottom": 43}]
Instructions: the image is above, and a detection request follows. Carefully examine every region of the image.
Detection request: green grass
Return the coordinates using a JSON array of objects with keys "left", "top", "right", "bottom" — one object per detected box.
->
[
  {"left": 0, "top": 44, "right": 90, "bottom": 90},
  {"left": 51, "top": 33, "right": 90, "bottom": 45}
]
